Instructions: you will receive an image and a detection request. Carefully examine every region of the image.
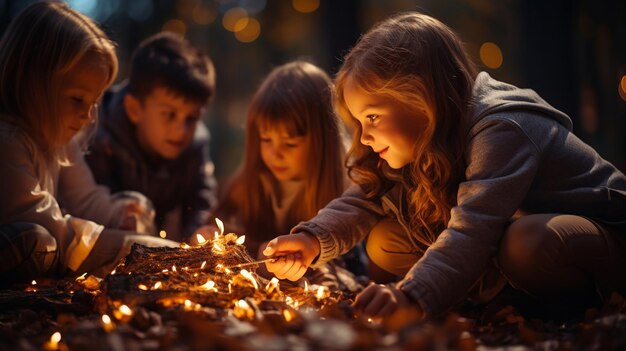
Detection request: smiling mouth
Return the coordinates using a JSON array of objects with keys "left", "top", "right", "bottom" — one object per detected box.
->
[{"left": 376, "top": 147, "right": 389, "bottom": 157}]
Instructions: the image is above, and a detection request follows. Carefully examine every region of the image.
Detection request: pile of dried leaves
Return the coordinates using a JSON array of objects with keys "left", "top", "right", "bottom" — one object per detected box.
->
[{"left": 0, "top": 240, "right": 625, "bottom": 351}]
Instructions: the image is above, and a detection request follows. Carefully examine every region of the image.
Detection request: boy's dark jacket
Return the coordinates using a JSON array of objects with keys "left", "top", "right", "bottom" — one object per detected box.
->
[
  {"left": 293, "top": 72, "right": 626, "bottom": 317},
  {"left": 85, "top": 81, "right": 217, "bottom": 239}
]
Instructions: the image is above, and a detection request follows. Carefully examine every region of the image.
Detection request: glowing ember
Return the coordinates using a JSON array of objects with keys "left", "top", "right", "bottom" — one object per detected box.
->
[
  {"left": 239, "top": 269, "right": 259, "bottom": 290},
  {"left": 235, "top": 235, "right": 246, "bottom": 245},
  {"left": 201, "top": 261, "right": 207, "bottom": 269},
  {"left": 199, "top": 280, "right": 218, "bottom": 292},
  {"left": 162, "top": 269, "right": 169, "bottom": 273},
  {"left": 304, "top": 280, "right": 309, "bottom": 295},
  {"left": 315, "top": 286, "right": 327, "bottom": 301},
  {"left": 232, "top": 299, "right": 254, "bottom": 319},
  {"left": 196, "top": 234, "right": 207, "bottom": 244},
  {"left": 76, "top": 272, "right": 87, "bottom": 280},
  {"left": 32, "top": 280, "right": 37, "bottom": 285},
  {"left": 44, "top": 331, "right": 61, "bottom": 350},
  {"left": 172, "top": 265, "right": 177, "bottom": 272},
  {"left": 101, "top": 314, "right": 114, "bottom": 332},
  {"left": 212, "top": 241, "right": 225, "bottom": 253},
  {"left": 110, "top": 269, "right": 116, "bottom": 275},
  {"left": 283, "top": 309, "right": 295, "bottom": 322},
  {"left": 215, "top": 217, "right": 224, "bottom": 235},
  {"left": 180, "top": 243, "right": 191, "bottom": 249},
  {"left": 138, "top": 284, "right": 148, "bottom": 291},
  {"left": 153, "top": 281, "right": 162, "bottom": 289},
  {"left": 119, "top": 304, "right": 132, "bottom": 316}
]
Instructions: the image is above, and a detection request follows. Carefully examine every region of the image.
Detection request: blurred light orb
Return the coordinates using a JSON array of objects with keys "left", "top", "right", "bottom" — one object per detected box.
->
[
  {"left": 235, "top": 18, "right": 261, "bottom": 43},
  {"left": 620, "top": 75, "right": 626, "bottom": 102},
  {"left": 292, "top": 0, "right": 319, "bottom": 13},
  {"left": 223, "top": 7, "right": 248, "bottom": 32},
  {"left": 162, "top": 19, "right": 187, "bottom": 36},
  {"left": 479, "top": 42, "right": 503, "bottom": 69}
]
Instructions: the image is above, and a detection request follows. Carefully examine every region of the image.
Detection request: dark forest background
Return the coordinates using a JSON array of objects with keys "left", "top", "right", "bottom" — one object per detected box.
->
[{"left": 2, "top": 0, "right": 625, "bottom": 185}]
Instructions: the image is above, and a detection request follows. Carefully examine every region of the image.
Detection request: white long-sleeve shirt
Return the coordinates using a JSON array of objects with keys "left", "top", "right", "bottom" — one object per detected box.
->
[{"left": 0, "top": 121, "right": 136, "bottom": 271}]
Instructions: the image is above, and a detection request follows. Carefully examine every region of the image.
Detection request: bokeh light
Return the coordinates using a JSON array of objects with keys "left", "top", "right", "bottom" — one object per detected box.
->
[
  {"left": 162, "top": 19, "right": 186, "bottom": 36},
  {"left": 235, "top": 18, "right": 261, "bottom": 43},
  {"left": 479, "top": 42, "right": 503, "bottom": 69},
  {"left": 292, "top": 0, "right": 320, "bottom": 13},
  {"left": 223, "top": 8, "right": 248, "bottom": 32}
]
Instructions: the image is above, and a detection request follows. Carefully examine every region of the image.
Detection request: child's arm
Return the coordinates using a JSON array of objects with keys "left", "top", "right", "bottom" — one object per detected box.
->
[
  {"left": 289, "top": 184, "right": 386, "bottom": 266},
  {"left": 0, "top": 129, "right": 103, "bottom": 271},
  {"left": 57, "top": 138, "right": 147, "bottom": 230},
  {"left": 398, "top": 118, "right": 540, "bottom": 318}
]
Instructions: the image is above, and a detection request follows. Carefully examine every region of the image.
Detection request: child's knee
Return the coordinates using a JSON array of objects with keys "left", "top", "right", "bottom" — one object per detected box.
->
[
  {"left": 498, "top": 215, "right": 561, "bottom": 281},
  {"left": 0, "top": 222, "right": 58, "bottom": 281},
  {"left": 366, "top": 218, "right": 417, "bottom": 277}
]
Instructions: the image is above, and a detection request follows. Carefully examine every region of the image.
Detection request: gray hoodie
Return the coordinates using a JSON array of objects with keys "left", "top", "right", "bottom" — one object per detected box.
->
[{"left": 292, "top": 72, "right": 626, "bottom": 317}]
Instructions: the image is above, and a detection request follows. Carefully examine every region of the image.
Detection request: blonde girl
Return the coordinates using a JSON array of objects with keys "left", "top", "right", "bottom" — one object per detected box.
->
[
  {"left": 264, "top": 12, "right": 626, "bottom": 319},
  {"left": 0, "top": 2, "right": 176, "bottom": 284}
]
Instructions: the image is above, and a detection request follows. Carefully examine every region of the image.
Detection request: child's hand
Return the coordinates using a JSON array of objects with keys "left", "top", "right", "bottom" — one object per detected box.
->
[
  {"left": 263, "top": 232, "right": 321, "bottom": 281},
  {"left": 352, "top": 284, "right": 415, "bottom": 319},
  {"left": 118, "top": 202, "right": 140, "bottom": 231}
]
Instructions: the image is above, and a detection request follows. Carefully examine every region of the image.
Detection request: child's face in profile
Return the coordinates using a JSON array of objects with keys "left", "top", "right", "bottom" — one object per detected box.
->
[
  {"left": 342, "top": 79, "right": 426, "bottom": 169},
  {"left": 125, "top": 86, "right": 204, "bottom": 160},
  {"left": 58, "top": 52, "right": 110, "bottom": 143},
  {"left": 259, "top": 125, "right": 309, "bottom": 182}
]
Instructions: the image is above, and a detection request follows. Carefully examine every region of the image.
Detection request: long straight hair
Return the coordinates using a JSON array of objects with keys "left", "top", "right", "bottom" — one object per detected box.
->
[
  {"left": 217, "top": 61, "right": 346, "bottom": 247},
  {"left": 0, "top": 2, "right": 118, "bottom": 158},
  {"left": 335, "top": 13, "right": 478, "bottom": 246}
]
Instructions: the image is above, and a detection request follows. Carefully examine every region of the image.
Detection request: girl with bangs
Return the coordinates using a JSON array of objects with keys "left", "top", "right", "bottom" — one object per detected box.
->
[
  {"left": 264, "top": 13, "right": 626, "bottom": 319},
  {"left": 213, "top": 61, "right": 360, "bottom": 284},
  {"left": 0, "top": 2, "right": 177, "bottom": 284}
]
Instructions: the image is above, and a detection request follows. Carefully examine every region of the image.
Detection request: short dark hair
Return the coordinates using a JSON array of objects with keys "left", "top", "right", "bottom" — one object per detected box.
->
[{"left": 128, "top": 32, "right": 215, "bottom": 104}]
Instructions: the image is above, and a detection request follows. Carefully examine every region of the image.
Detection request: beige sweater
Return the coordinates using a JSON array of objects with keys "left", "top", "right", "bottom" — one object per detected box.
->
[{"left": 0, "top": 121, "right": 146, "bottom": 271}]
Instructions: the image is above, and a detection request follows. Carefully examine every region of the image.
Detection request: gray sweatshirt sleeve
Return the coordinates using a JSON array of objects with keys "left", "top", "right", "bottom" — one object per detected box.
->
[
  {"left": 398, "top": 117, "right": 541, "bottom": 317},
  {"left": 291, "top": 184, "right": 386, "bottom": 266}
]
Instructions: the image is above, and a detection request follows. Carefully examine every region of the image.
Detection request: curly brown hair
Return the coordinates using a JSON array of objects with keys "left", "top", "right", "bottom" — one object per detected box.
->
[{"left": 335, "top": 12, "right": 478, "bottom": 246}]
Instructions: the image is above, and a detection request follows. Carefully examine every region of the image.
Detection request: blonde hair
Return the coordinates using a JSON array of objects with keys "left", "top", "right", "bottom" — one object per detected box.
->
[
  {"left": 335, "top": 13, "right": 478, "bottom": 246},
  {"left": 218, "top": 61, "right": 346, "bottom": 250},
  {"left": 0, "top": 1, "right": 118, "bottom": 156}
]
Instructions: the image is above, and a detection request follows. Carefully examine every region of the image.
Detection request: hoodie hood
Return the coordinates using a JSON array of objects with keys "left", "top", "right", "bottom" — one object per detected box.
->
[{"left": 469, "top": 72, "right": 572, "bottom": 132}]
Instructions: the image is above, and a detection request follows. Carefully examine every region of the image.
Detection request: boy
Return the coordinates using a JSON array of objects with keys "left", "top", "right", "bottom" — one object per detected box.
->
[{"left": 86, "top": 33, "right": 217, "bottom": 242}]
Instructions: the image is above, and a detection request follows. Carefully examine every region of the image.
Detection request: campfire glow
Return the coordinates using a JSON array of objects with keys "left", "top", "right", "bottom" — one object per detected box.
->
[
  {"left": 235, "top": 235, "right": 246, "bottom": 245},
  {"left": 199, "top": 279, "right": 218, "bottom": 292},
  {"left": 101, "top": 314, "right": 114, "bottom": 332},
  {"left": 196, "top": 234, "right": 207, "bottom": 244},
  {"left": 239, "top": 269, "right": 259, "bottom": 290},
  {"left": 233, "top": 299, "right": 255, "bottom": 319},
  {"left": 43, "top": 331, "right": 61, "bottom": 350}
]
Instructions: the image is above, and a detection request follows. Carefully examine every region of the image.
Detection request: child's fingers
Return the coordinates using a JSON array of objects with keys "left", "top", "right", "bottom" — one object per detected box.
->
[
  {"left": 352, "top": 284, "right": 377, "bottom": 311},
  {"left": 362, "top": 290, "right": 391, "bottom": 316},
  {"left": 274, "top": 254, "right": 296, "bottom": 278},
  {"left": 289, "top": 263, "right": 308, "bottom": 281},
  {"left": 263, "top": 235, "right": 305, "bottom": 256}
]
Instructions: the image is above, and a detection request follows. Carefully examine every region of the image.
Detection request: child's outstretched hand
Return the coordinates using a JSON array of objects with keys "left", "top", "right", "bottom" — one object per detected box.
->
[
  {"left": 352, "top": 283, "right": 417, "bottom": 319},
  {"left": 263, "top": 232, "right": 320, "bottom": 281}
]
